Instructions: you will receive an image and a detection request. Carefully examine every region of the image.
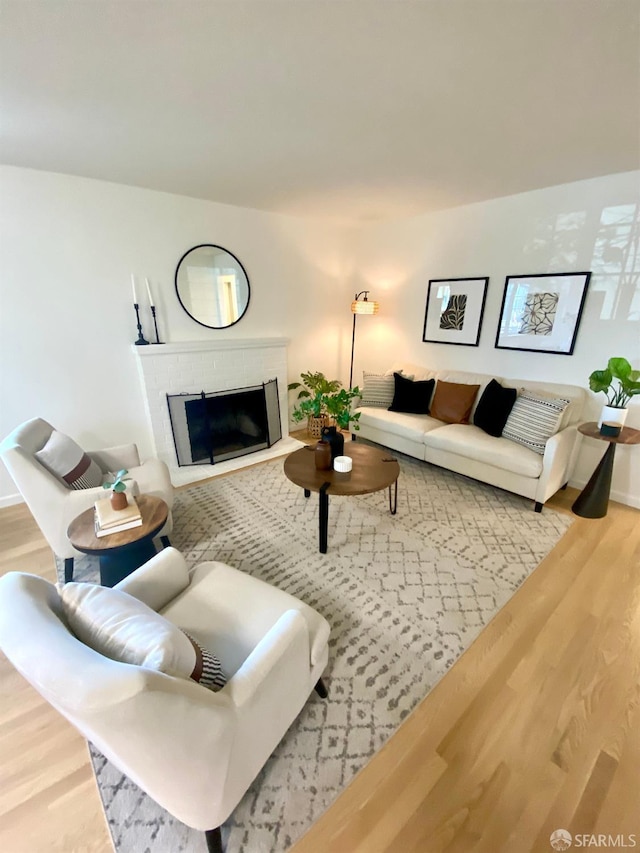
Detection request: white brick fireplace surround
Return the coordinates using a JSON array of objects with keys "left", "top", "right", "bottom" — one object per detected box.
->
[{"left": 133, "top": 338, "right": 302, "bottom": 486}]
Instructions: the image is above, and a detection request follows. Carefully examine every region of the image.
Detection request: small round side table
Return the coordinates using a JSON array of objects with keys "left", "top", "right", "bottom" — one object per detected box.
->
[
  {"left": 571, "top": 422, "right": 640, "bottom": 518},
  {"left": 67, "top": 494, "right": 169, "bottom": 586}
]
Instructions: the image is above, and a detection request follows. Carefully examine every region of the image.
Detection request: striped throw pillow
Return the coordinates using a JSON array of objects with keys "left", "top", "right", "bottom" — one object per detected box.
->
[
  {"left": 183, "top": 631, "right": 227, "bottom": 692},
  {"left": 502, "top": 390, "right": 570, "bottom": 455},
  {"left": 360, "top": 371, "right": 395, "bottom": 408},
  {"left": 34, "top": 429, "right": 103, "bottom": 490}
]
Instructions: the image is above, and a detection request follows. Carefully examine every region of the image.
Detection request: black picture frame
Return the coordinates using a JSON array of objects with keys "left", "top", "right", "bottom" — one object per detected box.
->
[
  {"left": 494, "top": 272, "right": 591, "bottom": 356},
  {"left": 422, "top": 277, "right": 489, "bottom": 347}
]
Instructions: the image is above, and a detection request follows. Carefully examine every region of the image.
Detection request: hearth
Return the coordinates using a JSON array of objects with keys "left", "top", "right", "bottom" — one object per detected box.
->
[{"left": 167, "top": 379, "right": 282, "bottom": 466}]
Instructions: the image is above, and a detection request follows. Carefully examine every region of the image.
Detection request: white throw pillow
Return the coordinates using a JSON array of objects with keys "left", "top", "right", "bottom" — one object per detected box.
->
[
  {"left": 502, "top": 390, "right": 570, "bottom": 455},
  {"left": 59, "top": 582, "right": 197, "bottom": 676},
  {"left": 35, "top": 430, "right": 103, "bottom": 490}
]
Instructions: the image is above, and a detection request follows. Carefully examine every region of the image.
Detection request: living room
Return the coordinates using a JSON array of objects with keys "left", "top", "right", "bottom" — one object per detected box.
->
[{"left": 1, "top": 2, "right": 639, "bottom": 852}]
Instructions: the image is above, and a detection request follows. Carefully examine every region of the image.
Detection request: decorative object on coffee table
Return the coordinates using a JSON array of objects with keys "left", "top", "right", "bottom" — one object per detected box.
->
[
  {"left": 284, "top": 443, "right": 399, "bottom": 553},
  {"left": 349, "top": 291, "right": 379, "bottom": 389},
  {"left": 572, "top": 422, "right": 640, "bottom": 518},
  {"left": 422, "top": 277, "right": 488, "bottom": 347},
  {"left": 67, "top": 495, "right": 169, "bottom": 586},
  {"left": 495, "top": 271, "right": 591, "bottom": 355},
  {"left": 314, "top": 439, "right": 332, "bottom": 471},
  {"left": 321, "top": 424, "right": 344, "bottom": 460},
  {"left": 589, "top": 356, "right": 640, "bottom": 429}
]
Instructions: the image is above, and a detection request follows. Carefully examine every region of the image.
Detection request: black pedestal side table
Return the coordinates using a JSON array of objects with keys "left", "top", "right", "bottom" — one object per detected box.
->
[{"left": 572, "top": 422, "right": 640, "bottom": 519}]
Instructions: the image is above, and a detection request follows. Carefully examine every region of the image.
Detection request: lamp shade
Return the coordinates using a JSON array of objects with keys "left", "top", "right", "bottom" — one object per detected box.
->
[{"left": 351, "top": 299, "right": 379, "bottom": 315}]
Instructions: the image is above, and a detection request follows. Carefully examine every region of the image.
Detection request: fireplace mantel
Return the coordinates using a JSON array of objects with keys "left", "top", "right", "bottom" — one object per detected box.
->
[{"left": 133, "top": 337, "right": 289, "bottom": 357}]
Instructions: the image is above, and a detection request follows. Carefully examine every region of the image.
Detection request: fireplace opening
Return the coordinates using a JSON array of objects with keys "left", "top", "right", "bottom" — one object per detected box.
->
[{"left": 167, "top": 379, "right": 282, "bottom": 466}]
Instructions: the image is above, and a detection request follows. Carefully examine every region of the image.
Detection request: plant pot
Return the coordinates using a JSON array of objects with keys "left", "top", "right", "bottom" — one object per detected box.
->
[
  {"left": 597, "top": 405, "right": 628, "bottom": 429},
  {"left": 110, "top": 490, "right": 128, "bottom": 511},
  {"left": 307, "top": 415, "right": 329, "bottom": 439}
]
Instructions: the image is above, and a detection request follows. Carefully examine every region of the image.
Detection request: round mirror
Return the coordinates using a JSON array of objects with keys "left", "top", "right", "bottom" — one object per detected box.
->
[{"left": 175, "top": 244, "right": 250, "bottom": 329}]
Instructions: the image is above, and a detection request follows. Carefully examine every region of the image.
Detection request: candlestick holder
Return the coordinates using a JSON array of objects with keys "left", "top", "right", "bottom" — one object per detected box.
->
[
  {"left": 133, "top": 303, "right": 149, "bottom": 345},
  {"left": 150, "top": 305, "right": 164, "bottom": 344}
]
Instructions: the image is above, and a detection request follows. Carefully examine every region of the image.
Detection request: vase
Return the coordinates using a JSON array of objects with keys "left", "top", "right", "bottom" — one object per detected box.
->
[
  {"left": 314, "top": 439, "right": 332, "bottom": 471},
  {"left": 321, "top": 425, "right": 345, "bottom": 461},
  {"left": 110, "top": 490, "right": 128, "bottom": 511},
  {"left": 597, "top": 405, "right": 628, "bottom": 429}
]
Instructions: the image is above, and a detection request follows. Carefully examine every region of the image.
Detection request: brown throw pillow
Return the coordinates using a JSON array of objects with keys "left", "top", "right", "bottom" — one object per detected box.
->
[{"left": 430, "top": 380, "right": 480, "bottom": 424}]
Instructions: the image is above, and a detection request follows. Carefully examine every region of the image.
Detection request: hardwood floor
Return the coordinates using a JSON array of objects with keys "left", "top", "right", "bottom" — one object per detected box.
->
[{"left": 1, "top": 477, "right": 638, "bottom": 853}]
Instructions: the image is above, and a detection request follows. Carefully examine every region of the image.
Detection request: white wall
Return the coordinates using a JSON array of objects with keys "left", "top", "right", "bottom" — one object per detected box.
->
[
  {"left": 347, "top": 171, "right": 640, "bottom": 507},
  {"left": 0, "top": 166, "right": 350, "bottom": 504}
]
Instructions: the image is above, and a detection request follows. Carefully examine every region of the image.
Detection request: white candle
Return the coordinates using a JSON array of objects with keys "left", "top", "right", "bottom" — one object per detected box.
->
[
  {"left": 131, "top": 274, "right": 138, "bottom": 304},
  {"left": 145, "top": 277, "right": 154, "bottom": 306}
]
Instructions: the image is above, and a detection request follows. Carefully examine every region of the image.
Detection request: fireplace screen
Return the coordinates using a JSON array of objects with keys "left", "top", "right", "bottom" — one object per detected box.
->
[{"left": 167, "top": 379, "right": 282, "bottom": 466}]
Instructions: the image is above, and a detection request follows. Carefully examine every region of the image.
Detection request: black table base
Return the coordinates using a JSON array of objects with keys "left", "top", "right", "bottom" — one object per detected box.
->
[{"left": 572, "top": 443, "right": 616, "bottom": 519}]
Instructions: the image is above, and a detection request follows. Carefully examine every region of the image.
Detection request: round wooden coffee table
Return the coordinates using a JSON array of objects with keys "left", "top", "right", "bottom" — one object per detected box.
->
[
  {"left": 67, "top": 495, "right": 169, "bottom": 587},
  {"left": 284, "top": 443, "right": 400, "bottom": 553}
]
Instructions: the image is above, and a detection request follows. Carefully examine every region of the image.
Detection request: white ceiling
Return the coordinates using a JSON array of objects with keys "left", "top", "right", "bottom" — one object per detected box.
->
[{"left": 1, "top": 0, "right": 639, "bottom": 223}]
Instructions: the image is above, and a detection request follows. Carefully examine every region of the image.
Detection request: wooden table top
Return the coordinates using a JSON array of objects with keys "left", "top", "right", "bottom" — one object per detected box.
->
[
  {"left": 284, "top": 443, "right": 400, "bottom": 496},
  {"left": 67, "top": 494, "right": 168, "bottom": 553},
  {"left": 578, "top": 421, "right": 640, "bottom": 445}
]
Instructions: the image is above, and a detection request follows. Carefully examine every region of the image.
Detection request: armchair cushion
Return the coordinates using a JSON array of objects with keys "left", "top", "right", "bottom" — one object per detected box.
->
[
  {"left": 59, "top": 581, "right": 227, "bottom": 690},
  {"left": 34, "top": 429, "right": 103, "bottom": 490}
]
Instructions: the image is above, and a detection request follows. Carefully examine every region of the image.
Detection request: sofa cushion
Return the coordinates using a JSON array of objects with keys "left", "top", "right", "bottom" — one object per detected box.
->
[
  {"left": 357, "top": 406, "right": 443, "bottom": 443},
  {"left": 35, "top": 430, "right": 103, "bottom": 490},
  {"left": 502, "top": 390, "right": 570, "bottom": 455},
  {"left": 423, "top": 424, "right": 544, "bottom": 478},
  {"left": 473, "top": 379, "right": 518, "bottom": 437},
  {"left": 360, "top": 371, "right": 395, "bottom": 408},
  {"left": 389, "top": 373, "right": 435, "bottom": 415},
  {"left": 430, "top": 380, "right": 480, "bottom": 424}
]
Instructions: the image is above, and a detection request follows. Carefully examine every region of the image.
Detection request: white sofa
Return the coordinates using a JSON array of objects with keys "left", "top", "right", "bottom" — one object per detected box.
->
[{"left": 353, "top": 363, "right": 586, "bottom": 511}]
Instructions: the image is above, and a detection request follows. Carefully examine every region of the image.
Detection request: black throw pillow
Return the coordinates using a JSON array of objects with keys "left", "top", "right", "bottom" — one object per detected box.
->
[
  {"left": 473, "top": 379, "right": 518, "bottom": 437},
  {"left": 388, "top": 372, "right": 435, "bottom": 415}
]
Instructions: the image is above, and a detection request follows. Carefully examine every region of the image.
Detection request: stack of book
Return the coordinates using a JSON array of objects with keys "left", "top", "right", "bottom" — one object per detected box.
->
[{"left": 94, "top": 495, "right": 143, "bottom": 538}]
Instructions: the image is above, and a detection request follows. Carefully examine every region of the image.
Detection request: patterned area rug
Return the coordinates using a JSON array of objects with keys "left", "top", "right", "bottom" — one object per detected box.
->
[{"left": 61, "top": 448, "right": 573, "bottom": 853}]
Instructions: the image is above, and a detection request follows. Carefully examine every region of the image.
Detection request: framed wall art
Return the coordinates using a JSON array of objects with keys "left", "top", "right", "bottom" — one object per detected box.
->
[
  {"left": 422, "top": 277, "right": 489, "bottom": 347},
  {"left": 494, "top": 272, "right": 591, "bottom": 355}
]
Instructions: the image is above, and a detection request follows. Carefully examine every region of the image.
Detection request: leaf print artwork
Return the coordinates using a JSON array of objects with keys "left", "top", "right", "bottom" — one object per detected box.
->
[
  {"left": 439, "top": 294, "right": 467, "bottom": 330},
  {"left": 519, "top": 292, "right": 558, "bottom": 335}
]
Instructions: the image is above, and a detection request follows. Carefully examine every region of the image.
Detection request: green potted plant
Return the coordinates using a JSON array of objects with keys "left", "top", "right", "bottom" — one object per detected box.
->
[
  {"left": 288, "top": 371, "right": 361, "bottom": 437},
  {"left": 589, "top": 357, "right": 640, "bottom": 429},
  {"left": 103, "top": 469, "right": 129, "bottom": 510}
]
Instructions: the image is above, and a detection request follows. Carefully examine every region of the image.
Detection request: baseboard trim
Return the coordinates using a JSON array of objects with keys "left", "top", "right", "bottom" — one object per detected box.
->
[
  {"left": 0, "top": 493, "right": 24, "bottom": 509},
  {"left": 568, "top": 479, "right": 639, "bottom": 510}
]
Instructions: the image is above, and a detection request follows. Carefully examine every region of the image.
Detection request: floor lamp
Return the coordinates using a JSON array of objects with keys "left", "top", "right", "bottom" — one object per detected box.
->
[{"left": 349, "top": 290, "right": 379, "bottom": 389}]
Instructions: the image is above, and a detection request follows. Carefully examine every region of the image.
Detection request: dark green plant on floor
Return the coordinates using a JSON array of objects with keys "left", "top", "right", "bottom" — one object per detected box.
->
[
  {"left": 288, "top": 371, "right": 361, "bottom": 431},
  {"left": 589, "top": 357, "right": 640, "bottom": 408}
]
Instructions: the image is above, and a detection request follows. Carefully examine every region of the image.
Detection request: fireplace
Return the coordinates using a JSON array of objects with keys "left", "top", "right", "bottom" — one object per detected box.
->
[{"left": 167, "top": 379, "right": 282, "bottom": 466}]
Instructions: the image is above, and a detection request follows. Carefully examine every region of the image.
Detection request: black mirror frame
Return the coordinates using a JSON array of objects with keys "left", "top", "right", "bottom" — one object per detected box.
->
[{"left": 174, "top": 244, "right": 251, "bottom": 330}]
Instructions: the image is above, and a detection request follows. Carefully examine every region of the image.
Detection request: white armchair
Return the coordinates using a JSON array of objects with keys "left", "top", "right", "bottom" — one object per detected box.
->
[
  {"left": 0, "top": 417, "right": 174, "bottom": 582},
  {"left": 0, "top": 548, "right": 331, "bottom": 852}
]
